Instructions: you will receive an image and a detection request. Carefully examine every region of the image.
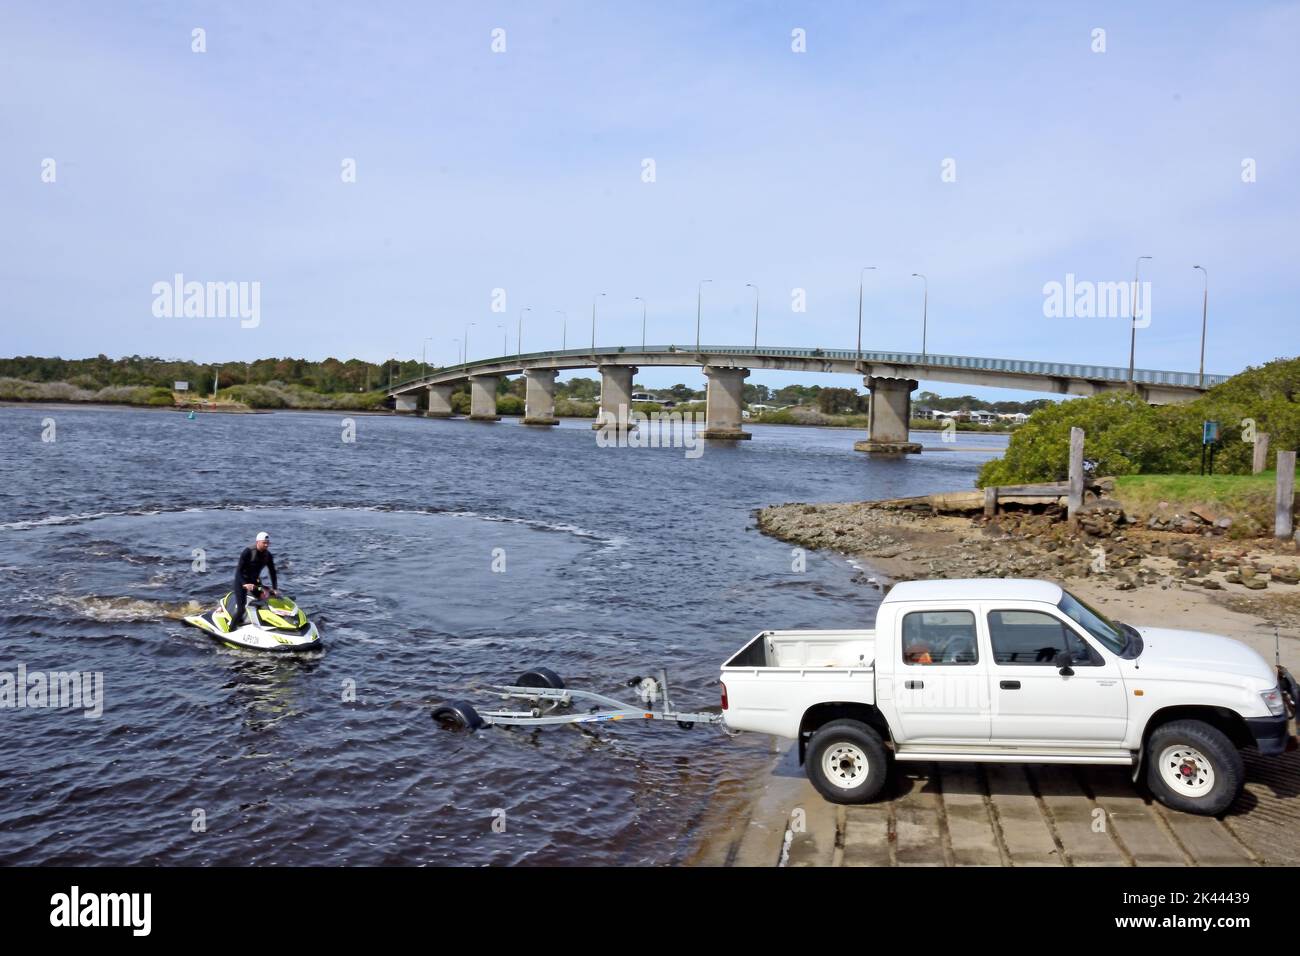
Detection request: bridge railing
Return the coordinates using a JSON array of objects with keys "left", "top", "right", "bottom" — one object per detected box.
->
[{"left": 389, "top": 345, "right": 1228, "bottom": 393}]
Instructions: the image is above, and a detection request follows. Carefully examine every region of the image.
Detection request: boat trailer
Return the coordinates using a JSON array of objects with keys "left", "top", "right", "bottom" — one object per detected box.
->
[{"left": 432, "top": 667, "right": 724, "bottom": 732}]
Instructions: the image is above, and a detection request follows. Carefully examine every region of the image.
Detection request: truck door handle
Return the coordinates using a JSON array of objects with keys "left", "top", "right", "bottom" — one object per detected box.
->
[
  {"left": 999, "top": 680, "right": 1021, "bottom": 690},
  {"left": 904, "top": 680, "right": 923, "bottom": 690}
]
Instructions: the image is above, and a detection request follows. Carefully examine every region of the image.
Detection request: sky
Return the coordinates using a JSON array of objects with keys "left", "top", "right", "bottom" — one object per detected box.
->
[{"left": 2, "top": 1, "right": 1298, "bottom": 401}]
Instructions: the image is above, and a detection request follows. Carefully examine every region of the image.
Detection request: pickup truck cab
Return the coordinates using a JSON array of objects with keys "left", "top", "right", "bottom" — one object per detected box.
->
[{"left": 721, "top": 579, "right": 1297, "bottom": 815}]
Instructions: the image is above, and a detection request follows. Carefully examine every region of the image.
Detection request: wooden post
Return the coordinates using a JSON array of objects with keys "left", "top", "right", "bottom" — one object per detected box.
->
[
  {"left": 1277, "top": 450, "right": 1296, "bottom": 541},
  {"left": 984, "top": 486, "right": 998, "bottom": 518},
  {"left": 1067, "top": 427, "right": 1084, "bottom": 527},
  {"left": 1253, "top": 432, "right": 1270, "bottom": 475}
]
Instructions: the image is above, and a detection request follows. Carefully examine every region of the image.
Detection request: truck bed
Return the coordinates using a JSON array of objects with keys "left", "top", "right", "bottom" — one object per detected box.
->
[
  {"left": 721, "top": 630, "right": 876, "bottom": 739},
  {"left": 723, "top": 629, "right": 876, "bottom": 670}
]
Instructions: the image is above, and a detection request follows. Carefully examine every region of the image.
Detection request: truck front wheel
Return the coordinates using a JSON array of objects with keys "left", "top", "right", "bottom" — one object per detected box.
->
[
  {"left": 806, "top": 720, "right": 889, "bottom": 805},
  {"left": 1144, "top": 719, "right": 1244, "bottom": 816}
]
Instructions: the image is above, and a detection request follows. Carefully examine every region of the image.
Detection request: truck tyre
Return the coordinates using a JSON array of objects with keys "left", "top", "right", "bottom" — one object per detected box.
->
[
  {"left": 805, "top": 720, "right": 890, "bottom": 805},
  {"left": 1144, "top": 719, "right": 1244, "bottom": 816}
]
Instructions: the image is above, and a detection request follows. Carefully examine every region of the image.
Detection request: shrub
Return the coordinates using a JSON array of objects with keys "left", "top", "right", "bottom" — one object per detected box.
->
[
  {"left": 220, "top": 384, "right": 289, "bottom": 408},
  {"left": 977, "top": 357, "right": 1300, "bottom": 486}
]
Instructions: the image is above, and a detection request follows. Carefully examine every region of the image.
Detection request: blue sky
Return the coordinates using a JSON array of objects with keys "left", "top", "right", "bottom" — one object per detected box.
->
[{"left": 2, "top": 1, "right": 1297, "bottom": 400}]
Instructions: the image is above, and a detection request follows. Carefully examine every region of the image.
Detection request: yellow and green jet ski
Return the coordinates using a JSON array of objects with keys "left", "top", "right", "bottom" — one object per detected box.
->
[{"left": 184, "top": 588, "right": 322, "bottom": 652}]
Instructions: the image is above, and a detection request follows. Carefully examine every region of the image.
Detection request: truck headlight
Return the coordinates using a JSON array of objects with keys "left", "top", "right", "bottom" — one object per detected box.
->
[{"left": 1261, "top": 687, "right": 1286, "bottom": 717}]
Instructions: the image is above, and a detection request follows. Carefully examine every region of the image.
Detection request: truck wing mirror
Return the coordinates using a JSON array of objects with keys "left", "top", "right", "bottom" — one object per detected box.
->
[{"left": 1054, "top": 649, "right": 1075, "bottom": 676}]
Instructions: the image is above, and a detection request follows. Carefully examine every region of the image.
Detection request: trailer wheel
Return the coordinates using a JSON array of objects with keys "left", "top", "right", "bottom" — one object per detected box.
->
[
  {"left": 1144, "top": 719, "right": 1243, "bottom": 816},
  {"left": 805, "top": 720, "right": 889, "bottom": 805},
  {"left": 432, "top": 701, "right": 484, "bottom": 732},
  {"left": 516, "top": 667, "right": 565, "bottom": 690}
]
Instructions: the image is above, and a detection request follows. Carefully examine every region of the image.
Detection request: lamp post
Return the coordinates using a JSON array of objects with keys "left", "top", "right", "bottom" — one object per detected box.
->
[
  {"left": 590, "top": 293, "right": 606, "bottom": 351},
  {"left": 745, "top": 283, "right": 760, "bottom": 348},
  {"left": 497, "top": 324, "right": 507, "bottom": 355},
  {"left": 517, "top": 307, "right": 530, "bottom": 357},
  {"left": 421, "top": 337, "right": 433, "bottom": 378},
  {"left": 634, "top": 296, "right": 647, "bottom": 349},
  {"left": 695, "top": 279, "right": 713, "bottom": 352},
  {"left": 856, "top": 266, "right": 876, "bottom": 366},
  {"left": 555, "top": 311, "right": 568, "bottom": 350},
  {"left": 911, "top": 273, "right": 928, "bottom": 360},
  {"left": 463, "top": 322, "right": 475, "bottom": 365},
  {"left": 1193, "top": 265, "right": 1208, "bottom": 387},
  {"left": 1127, "top": 256, "right": 1152, "bottom": 386}
]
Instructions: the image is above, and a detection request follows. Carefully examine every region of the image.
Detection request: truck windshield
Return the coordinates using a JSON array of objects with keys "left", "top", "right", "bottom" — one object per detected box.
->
[{"left": 1058, "top": 591, "right": 1127, "bottom": 654}]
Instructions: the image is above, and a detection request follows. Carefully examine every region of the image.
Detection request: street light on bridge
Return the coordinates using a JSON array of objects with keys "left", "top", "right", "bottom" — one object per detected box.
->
[
  {"left": 745, "top": 283, "right": 760, "bottom": 348},
  {"left": 518, "top": 307, "right": 531, "bottom": 357},
  {"left": 695, "top": 279, "right": 713, "bottom": 352},
  {"left": 421, "top": 336, "right": 433, "bottom": 379},
  {"left": 856, "top": 266, "right": 876, "bottom": 366},
  {"left": 634, "top": 297, "right": 647, "bottom": 349},
  {"left": 497, "top": 324, "right": 507, "bottom": 355},
  {"left": 1193, "top": 265, "right": 1209, "bottom": 388},
  {"left": 590, "top": 293, "right": 606, "bottom": 351},
  {"left": 1127, "top": 255, "right": 1153, "bottom": 387},
  {"left": 462, "top": 322, "right": 475, "bottom": 365},
  {"left": 911, "top": 273, "right": 928, "bottom": 361},
  {"left": 555, "top": 311, "right": 568, "bottom": 350}
]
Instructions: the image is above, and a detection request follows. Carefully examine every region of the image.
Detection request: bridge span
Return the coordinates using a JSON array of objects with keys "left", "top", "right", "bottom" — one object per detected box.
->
[{"left": 387, "top": 345, "right": 1227, "bottom": 454}]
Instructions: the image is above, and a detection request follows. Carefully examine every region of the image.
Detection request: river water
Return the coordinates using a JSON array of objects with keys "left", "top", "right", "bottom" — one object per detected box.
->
[{"left": 0, "top": 406, "right": 1006, "bottom": 865}]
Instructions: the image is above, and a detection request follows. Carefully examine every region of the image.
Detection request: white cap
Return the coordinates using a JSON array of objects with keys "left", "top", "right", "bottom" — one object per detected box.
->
[{"left": 256, "top": 531, "right": 270, "bottom": 542}]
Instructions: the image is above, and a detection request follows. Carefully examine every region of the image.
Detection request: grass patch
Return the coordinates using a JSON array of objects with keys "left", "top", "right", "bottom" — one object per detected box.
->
[{"left": 1113, "top": 472, "right": 1285, "bottom": 535}]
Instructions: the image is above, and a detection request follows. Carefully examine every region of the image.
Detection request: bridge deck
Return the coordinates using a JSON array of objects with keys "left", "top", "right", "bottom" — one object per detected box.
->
[{"left": 390, "top": 345, "right": 1226, "bottom": 399}]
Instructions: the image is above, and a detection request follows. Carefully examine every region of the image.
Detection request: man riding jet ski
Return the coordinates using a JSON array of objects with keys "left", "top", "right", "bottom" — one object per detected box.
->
[{"left": 183, "top": 531, "right": 321, "bottom": 651}]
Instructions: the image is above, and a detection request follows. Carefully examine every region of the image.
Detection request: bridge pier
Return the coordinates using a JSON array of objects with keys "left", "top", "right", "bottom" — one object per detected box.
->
[
  {"left": 592, "top": 365, "right": 638, "bottom": 432},
  {"left": 394, "top": 393, "right": 419, "bottom": 414},
  {"left": 854, "top": 376, "right": 922, "bottom": 455},
  {"left": 425, "top": 383, "right": 456, "bottom": 418},
  {"left": 468, "top": 374, "right": 501, "bottom": 421},
  {"left": 523, "top": 368, "right": 559, "bottom": 425},
  {"left": 702, "top": 366, "right": 751, "bottom": 440}
]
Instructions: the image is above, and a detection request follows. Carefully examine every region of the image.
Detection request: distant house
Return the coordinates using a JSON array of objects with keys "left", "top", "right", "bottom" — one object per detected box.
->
[
  {"left": 970, "top": 410, "right": 998, "bottom": 425},
  {"left": 998, "top": 412, "right": 1030, "bottom": 424},
  {"left": 630, "top": 391, "right": 664, "bottom": 405},
  {"left": 912, "top": 406, "right": 936, "bottom": 420}
]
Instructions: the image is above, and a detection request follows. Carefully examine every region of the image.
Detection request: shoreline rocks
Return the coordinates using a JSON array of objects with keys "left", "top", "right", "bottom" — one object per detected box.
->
[{"left": 757, "top": 496, "right": 1300, "bottom": 600}]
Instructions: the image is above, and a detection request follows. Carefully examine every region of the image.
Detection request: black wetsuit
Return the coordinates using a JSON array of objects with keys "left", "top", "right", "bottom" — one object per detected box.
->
[{"left": 229, "top": 547, "right": 278, "bottom": 627}]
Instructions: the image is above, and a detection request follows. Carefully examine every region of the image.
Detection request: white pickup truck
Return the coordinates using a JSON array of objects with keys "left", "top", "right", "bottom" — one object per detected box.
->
[{"left": 721, "top": 579, "right": 1297, "bottom": 815}]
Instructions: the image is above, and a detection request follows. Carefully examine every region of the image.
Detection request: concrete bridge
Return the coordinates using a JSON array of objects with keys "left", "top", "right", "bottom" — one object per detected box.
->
[{"left": 387, "top": 345, "right": 1228, "bottom": 453}]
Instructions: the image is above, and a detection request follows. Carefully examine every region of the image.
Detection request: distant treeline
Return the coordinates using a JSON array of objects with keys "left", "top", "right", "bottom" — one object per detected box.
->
[{"left": 0, "top": 354, "right": 424, "bottom": 394}]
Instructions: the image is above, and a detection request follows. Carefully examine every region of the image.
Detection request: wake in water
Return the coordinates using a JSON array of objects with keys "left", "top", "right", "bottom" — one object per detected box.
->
[{"left": 47, "top": 594, "right": 205, "bottom": 623}]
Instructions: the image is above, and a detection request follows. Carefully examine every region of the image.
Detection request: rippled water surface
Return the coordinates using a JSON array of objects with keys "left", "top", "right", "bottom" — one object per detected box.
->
[{"left": 0, "top": 406, "right": 1005, "bottom": 865}]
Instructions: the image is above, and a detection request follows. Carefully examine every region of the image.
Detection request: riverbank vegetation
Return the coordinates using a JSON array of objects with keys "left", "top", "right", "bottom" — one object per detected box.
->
[{"left": 978, "top": 357, "right": 1300, "bottom": 487}]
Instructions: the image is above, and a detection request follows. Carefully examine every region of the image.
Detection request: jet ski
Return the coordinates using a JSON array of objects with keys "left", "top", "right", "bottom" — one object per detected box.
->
[{"left": 183, "top": 587, "right": 322, "bottom": 652}]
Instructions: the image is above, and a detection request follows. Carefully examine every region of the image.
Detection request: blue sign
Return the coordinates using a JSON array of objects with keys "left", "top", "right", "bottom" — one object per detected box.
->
[{"left": 1202, "top": 421, "right": 1219, "bottom": 445}]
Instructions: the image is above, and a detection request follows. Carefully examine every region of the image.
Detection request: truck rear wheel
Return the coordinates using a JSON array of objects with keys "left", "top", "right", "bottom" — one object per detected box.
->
[
  {"left": 1144, "top": 719, "right": 1243, "bottom": 816},
  {"left": 806, "top": 720, "right": 889, "bottom": 805}
]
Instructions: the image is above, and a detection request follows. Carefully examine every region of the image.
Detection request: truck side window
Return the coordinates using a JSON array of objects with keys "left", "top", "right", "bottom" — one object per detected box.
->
[
  {"left": 987, "top": 610, "right": 1098, "bottom": 665},
  {"left": 901, "top": 610, "right": 978, "bottom": 665}
]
